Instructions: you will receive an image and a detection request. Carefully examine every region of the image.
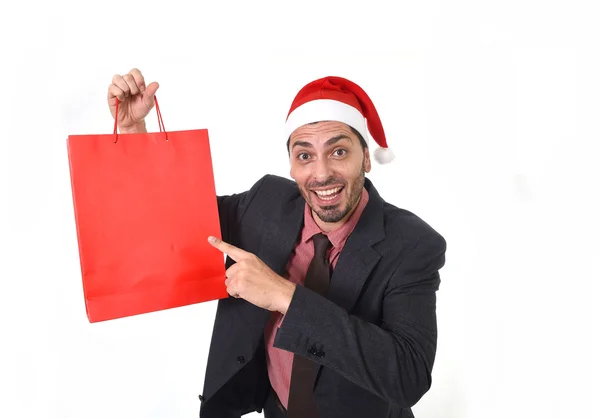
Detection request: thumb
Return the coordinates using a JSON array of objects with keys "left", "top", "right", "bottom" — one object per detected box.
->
[{"left": 142, "top": 81, "right": 159, "bottom": 108}]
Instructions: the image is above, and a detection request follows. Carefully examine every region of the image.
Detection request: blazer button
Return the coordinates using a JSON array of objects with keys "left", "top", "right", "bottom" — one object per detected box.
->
[
  {"left": 308, "top": 346, "right": 317, "bottom": 355},
  {"left": 237, "top": 356, "right": 246, "bottom": 364},
  {"left": 317, "top": 350, "right": 325, "bottom": 358}
]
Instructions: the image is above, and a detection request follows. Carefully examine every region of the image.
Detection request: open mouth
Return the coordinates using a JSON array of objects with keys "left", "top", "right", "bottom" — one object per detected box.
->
[{"left": 312, "top": 186, "right": 344, "bottom": 203}]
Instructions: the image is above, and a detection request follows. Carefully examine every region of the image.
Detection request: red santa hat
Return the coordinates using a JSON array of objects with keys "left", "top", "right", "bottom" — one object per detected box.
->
[{"left": 284, "top": 76, "right": 395, "bottom": 164}]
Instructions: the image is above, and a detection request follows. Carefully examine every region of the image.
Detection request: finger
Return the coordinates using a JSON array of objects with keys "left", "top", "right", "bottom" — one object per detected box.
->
[
  {"left": 223, "top": 276, "right": 238, "bottom": 297},
  {"left": 129, "top": 68, "right": 146, "bottom": 93},
  {"left": 122, "top": 74, "right": 140, "bottom": 96},
  {"left": 208, "top": 236, "right": 248, "bottom": 262},
  {"left": 226, "top": 280, "right": 244, "bottom": 299},
  {"left": 225, "top": 262, "right": 242, "bottom": 279},
  {"left": 111, "top": 74, "right": 131, "bottom": 97},
  {"left": 142, "top": 81, "right": 159, "bottom": 108},
  {"left": 107, "top": 84, "right": 126, "bottom": 104}
]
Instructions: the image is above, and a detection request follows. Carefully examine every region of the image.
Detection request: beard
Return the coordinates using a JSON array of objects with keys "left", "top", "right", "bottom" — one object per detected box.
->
[{"left": 299, "top": 164, "right": 366, "bottom": 224}]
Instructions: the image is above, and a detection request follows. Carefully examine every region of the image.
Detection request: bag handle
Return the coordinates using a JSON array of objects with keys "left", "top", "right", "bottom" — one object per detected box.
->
[{"left": 113, "top": 96, "right": 167, "bottom": 143}]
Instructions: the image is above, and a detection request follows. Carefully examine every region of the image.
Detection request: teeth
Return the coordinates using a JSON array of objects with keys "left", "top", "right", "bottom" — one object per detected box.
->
[
  {"left": 319, "top": 195, "right": 337, "bottom": 201},
  {"left": 314, "top": 187, "right": 342, "bottom": 200}
]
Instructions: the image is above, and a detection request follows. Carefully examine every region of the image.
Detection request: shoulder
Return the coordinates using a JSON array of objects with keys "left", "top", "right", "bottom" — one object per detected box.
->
[
  {"left": 376, "top": 199, "right": 447, "bottom": 284},
  {"left": 385, "top": 203, "right": 445, "bottom": 249},
  {"left": 228, "top": 174, "right": 301, "bottom": 223},
  {"left": 257, "top": 174, "right": 298, "bottom": 191},
  {"left": 365, "top": 180, "right": 446, "bottom": 261},
  {"left": 217, "top": 174, "right": 299, "bottom": 223},
  {"left": 248, "top": 174, "right": 300, "bottom": 200}
]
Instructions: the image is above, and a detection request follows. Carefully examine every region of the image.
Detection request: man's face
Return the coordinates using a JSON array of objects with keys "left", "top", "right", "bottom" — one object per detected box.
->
[{"left": 289, "top": 121, "right": 371, "bottom": 229}]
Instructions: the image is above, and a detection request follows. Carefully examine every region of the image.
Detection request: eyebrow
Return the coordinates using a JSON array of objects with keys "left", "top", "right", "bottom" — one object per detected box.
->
[{"left": 291, "top": 134, "right": 353, "bottom": 151}]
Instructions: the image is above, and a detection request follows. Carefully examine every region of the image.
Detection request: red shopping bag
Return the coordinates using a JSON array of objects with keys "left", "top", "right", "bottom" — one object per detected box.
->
[{"left": 67, "top": 97, "right": 228, "bottom": 323}]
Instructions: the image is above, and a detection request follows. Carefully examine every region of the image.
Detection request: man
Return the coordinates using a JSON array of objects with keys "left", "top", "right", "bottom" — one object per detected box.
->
[{"left": 107, "top": 69, "right": 446, "bottom": 418}]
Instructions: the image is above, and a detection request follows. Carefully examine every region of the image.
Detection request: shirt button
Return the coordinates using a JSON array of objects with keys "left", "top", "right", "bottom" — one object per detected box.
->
[{"left": 237, "top": 356, "right": 246, "bottom": 364}]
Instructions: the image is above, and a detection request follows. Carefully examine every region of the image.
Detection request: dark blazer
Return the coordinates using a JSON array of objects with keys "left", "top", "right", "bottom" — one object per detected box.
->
[{"left": 199, "top": 174, "right": 446, "bottom": 418}]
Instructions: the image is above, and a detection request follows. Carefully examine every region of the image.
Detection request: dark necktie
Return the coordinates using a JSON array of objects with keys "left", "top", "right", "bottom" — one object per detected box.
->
[{"left": 287, "top": 233, "right": 332, "bottom": 418}]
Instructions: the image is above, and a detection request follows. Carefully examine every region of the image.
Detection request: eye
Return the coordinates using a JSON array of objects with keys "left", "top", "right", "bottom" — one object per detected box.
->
[
  {"left": 333, "top": 148, "right": 347, "bottom": 157},
  {"left": 297, "top": 152, "right": 310, "bottom": 161}
]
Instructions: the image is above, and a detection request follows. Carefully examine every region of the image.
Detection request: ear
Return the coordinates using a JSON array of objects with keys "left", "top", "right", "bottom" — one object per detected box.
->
[{"left": 364, "top": 148, "right": 372, "bottom": 173}]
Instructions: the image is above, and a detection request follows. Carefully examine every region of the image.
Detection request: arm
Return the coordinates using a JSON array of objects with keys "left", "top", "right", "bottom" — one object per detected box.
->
[{"left": 273, "top": 233, "right": 446, "bottom": 408}]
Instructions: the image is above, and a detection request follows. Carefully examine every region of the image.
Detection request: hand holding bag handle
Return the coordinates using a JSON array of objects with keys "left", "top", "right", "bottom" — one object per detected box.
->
[{"left": 113, "top": 96, "right": 168, "bottom": 143}]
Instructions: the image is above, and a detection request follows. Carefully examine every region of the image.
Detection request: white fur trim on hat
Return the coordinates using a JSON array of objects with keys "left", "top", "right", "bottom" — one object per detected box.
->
[{"left": 285, "top": 99, "right": 368, "bottom": 141}]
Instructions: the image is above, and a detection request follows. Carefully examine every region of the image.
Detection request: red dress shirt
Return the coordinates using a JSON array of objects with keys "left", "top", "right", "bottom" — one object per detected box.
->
[{"left": 263, "top": 187, "right": 369, "bottom": 409}]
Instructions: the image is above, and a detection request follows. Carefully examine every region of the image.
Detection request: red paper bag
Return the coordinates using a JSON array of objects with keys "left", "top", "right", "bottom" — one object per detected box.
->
[{"left": 66, "top": 97, "right": 228, "bottom": 323}]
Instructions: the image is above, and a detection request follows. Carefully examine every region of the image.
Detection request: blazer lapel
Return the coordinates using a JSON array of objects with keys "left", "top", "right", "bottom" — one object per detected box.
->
[
  {"left": 232, "top": 194, "right": 305, "bottom": 353},
  {"left": 326, "top": 179, "right": 385, "bottom": 312}
]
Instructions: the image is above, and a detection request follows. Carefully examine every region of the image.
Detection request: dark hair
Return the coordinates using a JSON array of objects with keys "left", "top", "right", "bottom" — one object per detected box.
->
[{"left": 286, "top": 124, "right": 368, "bottom": 155}]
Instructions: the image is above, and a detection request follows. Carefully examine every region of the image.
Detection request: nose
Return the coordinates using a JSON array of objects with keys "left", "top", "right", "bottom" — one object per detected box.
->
[{"left": 313, "top": 156, "right": 334, "bottom": 182}]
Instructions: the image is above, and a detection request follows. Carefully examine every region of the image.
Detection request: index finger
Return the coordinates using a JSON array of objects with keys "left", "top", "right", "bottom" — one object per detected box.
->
[{"left": 208, "top": 236, "right": 248, "bottom": 262}]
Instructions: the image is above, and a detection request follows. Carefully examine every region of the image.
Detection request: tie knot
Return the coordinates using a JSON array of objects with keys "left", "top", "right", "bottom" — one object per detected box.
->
[{"left": 312, "top": 233, "right": 332, "bottom": 258}]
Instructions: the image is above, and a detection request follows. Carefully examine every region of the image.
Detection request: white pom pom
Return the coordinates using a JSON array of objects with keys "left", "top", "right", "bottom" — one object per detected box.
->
[{"left": 373, "top": 147, "right": 395, "bottom": 164}]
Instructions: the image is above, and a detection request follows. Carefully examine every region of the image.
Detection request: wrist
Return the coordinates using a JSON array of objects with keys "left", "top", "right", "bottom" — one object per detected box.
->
[
  {"left": 119, "top": 121, "right": 147, "bottom": 134},
  {"left": 278, "top": 281, "right": 296, "bottom": 315}
]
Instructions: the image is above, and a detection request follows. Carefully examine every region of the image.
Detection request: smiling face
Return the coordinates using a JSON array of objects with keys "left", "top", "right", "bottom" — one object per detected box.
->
[{"left": 288, "top": 121, "right": 372, "bottom": 232}]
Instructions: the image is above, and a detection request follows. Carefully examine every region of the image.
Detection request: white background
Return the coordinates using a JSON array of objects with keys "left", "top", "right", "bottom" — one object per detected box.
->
[{"left": 1, "top": 0, "right": 599, "bottom": 417}]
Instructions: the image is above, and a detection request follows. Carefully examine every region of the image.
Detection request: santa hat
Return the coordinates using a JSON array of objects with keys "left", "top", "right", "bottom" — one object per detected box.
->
[{"left": 284, "top": 76, "right": 395, "bottom": 164}]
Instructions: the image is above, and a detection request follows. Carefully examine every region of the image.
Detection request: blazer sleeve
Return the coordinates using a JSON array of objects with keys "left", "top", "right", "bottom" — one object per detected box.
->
[{"left": 273, "top": 231, "right": 446, "bottom": 408}]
